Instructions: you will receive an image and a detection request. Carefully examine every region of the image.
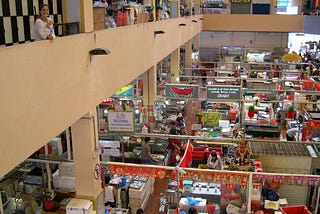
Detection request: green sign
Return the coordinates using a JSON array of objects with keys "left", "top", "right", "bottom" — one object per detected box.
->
[{"left": 206, "top": 86, "right": 241, "bottom": 101}]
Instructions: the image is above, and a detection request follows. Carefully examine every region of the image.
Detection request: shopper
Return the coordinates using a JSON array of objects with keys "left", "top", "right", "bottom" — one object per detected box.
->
[
  {"left": 207, "top": 150, "right": 223, "bottom": 170},
  {"left": 176, "top": 113, "right": 185, "bottom": 132},
  {"left": 104, "top": 175, "right": 117, "bottom": 208},
  {"left": 136, "top": 208, "right": 144, "bottom": 214},
  {"left": 188, "top": 207, "right": 197, "bottom": 214},
  {"left": 200, "top": 69, "right": 207, "bottom": 87},
  {"left": 34, "top": 4, "right": 55, "bottom": 41},
  {"left": 141, "top": 137, "right": 155, "bottom": 164}
]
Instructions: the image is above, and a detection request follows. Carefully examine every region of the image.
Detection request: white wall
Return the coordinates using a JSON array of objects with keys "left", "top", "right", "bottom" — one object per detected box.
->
[{"left": 200, "top": 31, "right": 288, "bottom": 49}]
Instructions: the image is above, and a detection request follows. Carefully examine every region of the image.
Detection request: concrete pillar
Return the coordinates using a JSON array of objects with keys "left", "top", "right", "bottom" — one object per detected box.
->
[
  {"left": 185, "top": 0, "right": 192, "bottom": 15},
  {"left": 171, "top": 48, "right": 180, "bottom": 83},
  {"left": 142, "top": 66, "right": 157, "bottom": 106},
  {"left": 170, "top": 0, "right": 180, "bottom": 18},
  {"left": 71, "top": 111, "right": 102, "bottom": 199},
  {"left": 185, "top": 40, "right": 193, "bottom": 76},
  {"left": 193, "top": 34, "right": 200, "bottom": 52},
  {"left": 193, "top": 0, "right": 201, "bottom": 15},
  {"left": 142, "top": 66, "right": 157, "bottom": 131},
  {"left": 80, "top": 0, "right": 94, "bottom": 33}
]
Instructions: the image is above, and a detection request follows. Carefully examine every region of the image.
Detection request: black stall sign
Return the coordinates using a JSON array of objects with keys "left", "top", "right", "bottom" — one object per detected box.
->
[
  {"left": 231, "top": 0, "right": 251, "bottom": 3},
  {"left": 206, "top": 86, "right": 241, "bottom": 101},
  {"left": 165, "top": 84, "right": 199, "bottom": 99}
]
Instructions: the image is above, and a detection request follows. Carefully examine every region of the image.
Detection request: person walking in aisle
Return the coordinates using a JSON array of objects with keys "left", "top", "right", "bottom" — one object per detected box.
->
[
  {"left": 141, "top": 137, "right": 156, "bottom": 164},
  {"left": 104, "top": 175, "right": 117, "bottom": 208}
]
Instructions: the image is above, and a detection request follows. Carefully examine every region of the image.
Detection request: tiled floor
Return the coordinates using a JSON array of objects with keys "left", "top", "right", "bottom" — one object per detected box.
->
[{"left": 144, "top": 177, "right": 170, "bottom": 214}]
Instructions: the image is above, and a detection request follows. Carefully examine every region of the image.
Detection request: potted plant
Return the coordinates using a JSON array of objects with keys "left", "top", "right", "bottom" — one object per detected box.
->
[
  {"left": 248, "top": 105, "right": 255, "bottom": 119},
  {"left": 287, "top": 105, "right": 295, "bottom": 119}
]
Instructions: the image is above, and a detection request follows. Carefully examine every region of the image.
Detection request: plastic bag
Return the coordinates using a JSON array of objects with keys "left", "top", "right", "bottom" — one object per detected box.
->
[{"left": 187, "top": 197, "right": 200, "bottom": 205}]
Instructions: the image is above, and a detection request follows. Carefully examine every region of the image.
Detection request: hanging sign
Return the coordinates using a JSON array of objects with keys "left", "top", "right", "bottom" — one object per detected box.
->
[
  {"left": 103, "top": 148, "right": 121, "bottom": 157},
  {"left": 99, "top": 140, "right": 120, "bottom": 148},
  {"left": 230, "top": 0, "right": 251, "bottom": 3},
  {"left": 111, "top": 85, "right": 134, "bottom": 98},
  {"left": 165, "top": 84, "right": 199, "bottom": 99},
  {"left": 206, "top": 86, "right": 241, "bottom": 101},
  {"left": 107, "top": 111, "right": 134, "bottom": 132},
  {"left": 108, "top": 164, "right": 167, "bottom": 179}
]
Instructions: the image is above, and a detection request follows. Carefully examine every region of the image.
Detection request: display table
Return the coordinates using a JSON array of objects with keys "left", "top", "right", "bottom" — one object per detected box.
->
[
  {"left": 181, "top": 182, "right": 221, "bottom": 204},
  {"left": 128, "top": 177, "right": 155, "bottom": 214},
  {"left": 245, "top": 120, "right": 280, "bottom": 138}
]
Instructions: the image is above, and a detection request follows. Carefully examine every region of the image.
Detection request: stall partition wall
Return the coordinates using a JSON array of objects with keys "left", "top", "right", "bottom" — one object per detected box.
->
[
  {"left": 0, "top": 0, "right": 63, "bottom": 46},
  {"left": 251, "top": 155, "right": 312, "bottom": 205}
]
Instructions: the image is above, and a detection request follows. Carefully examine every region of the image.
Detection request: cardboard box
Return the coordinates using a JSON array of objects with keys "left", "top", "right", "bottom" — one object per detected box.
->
[
  {"left": 66, "top": 198, "right": 93, "bottom": 214},
  {"left": 59, "top": 162, "right": 74, "bottom": 177}
]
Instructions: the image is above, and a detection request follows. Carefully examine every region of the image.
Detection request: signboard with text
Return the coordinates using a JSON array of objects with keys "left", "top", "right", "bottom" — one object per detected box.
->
[
  {"left": 107, "top": 111, "right": 134, "bottom": 132},
  {"left": 206, "top": 86, "right": 241, "bottom": 101}
]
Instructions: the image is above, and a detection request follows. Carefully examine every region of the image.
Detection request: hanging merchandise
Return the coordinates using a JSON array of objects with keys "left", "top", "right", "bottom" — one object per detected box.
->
[{"left": 116, "top": 9, "right": 129, "bottom": 27}]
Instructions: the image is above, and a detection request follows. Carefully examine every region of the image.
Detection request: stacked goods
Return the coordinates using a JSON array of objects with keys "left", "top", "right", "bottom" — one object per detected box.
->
[{"left": 129, "top": 177, "right": 155, "bottom": 213}]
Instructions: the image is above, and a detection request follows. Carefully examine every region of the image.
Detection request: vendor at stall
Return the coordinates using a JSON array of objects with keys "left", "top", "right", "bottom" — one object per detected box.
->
[
  {"left": 104, "top": 175, "right": 117, "bottom": 208},
  {"left": 141, "top": 137, "right": 156, "bottom": 164},
  {"left": 168, "top": 124, "right": 181, "bottom": 166},
  {"left": 207, "top": 150, "right": 223, "bottom": 170}
]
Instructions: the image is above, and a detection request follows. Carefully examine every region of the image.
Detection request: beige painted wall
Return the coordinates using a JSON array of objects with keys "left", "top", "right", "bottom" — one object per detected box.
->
[
  {"left": 0, "top": 16, "right": 202, "bottom": 178},
  {"left": 202, "top": 14, "right": 304, "bottom": 32}
]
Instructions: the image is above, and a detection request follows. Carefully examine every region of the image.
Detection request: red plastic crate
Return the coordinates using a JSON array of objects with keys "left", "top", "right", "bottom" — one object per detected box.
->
[{"left": 280, "top": 205, "right": 311, "bottom": 214}]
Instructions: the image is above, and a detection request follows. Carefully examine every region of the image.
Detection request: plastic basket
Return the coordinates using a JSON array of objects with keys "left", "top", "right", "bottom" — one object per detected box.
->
[{"left": 280, "top": 205, "right": 311, "bottom": 214}]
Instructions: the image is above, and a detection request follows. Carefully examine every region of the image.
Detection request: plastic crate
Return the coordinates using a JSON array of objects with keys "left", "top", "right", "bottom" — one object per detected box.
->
[{"left": 280, "top": 205, "right": 311, "bottom": 214}]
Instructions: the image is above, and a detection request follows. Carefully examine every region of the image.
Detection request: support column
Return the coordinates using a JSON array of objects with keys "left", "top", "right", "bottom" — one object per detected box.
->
[
  {"left": 185, "top": 0, "right": 192, "bottom": 15},
  {"left": 71, "top": 110, "right": 102, "bottom": 200},
  {"left": 193, "top": 34, "right": 200, "bottom": 52},
  {"left": 80, "top": 0, "right": 94, "bottom": 33},
  {"left": 170, "top": 0, "right": 180, "bottom": 18},
  {"left": 193, "top": 0, "right": 201, "bottom": 15},
  {"left": 142, "top": 66, "right": 157, "bottom": 106},
  {"left": 185, "top": 40, "right": 193, "bottom": 77},
  {"left": 171, "top": 48, "right": 180, "bottom": 84},
  {"left": 142, "top": 66, "right": 157, "bottom": 131}
]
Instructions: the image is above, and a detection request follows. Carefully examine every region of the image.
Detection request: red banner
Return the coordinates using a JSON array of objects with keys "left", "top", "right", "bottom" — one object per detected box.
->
[
  {"left": 176, "top": 169, "right": 249, "bottom": 184},
  {"left": 108, "top": 164, "right": 166, "bottom": 179}
]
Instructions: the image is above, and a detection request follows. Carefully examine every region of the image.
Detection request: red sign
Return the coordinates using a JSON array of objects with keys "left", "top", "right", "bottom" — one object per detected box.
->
[{"left": 108, "top": 164, "right": 166, "bottom": 179}]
